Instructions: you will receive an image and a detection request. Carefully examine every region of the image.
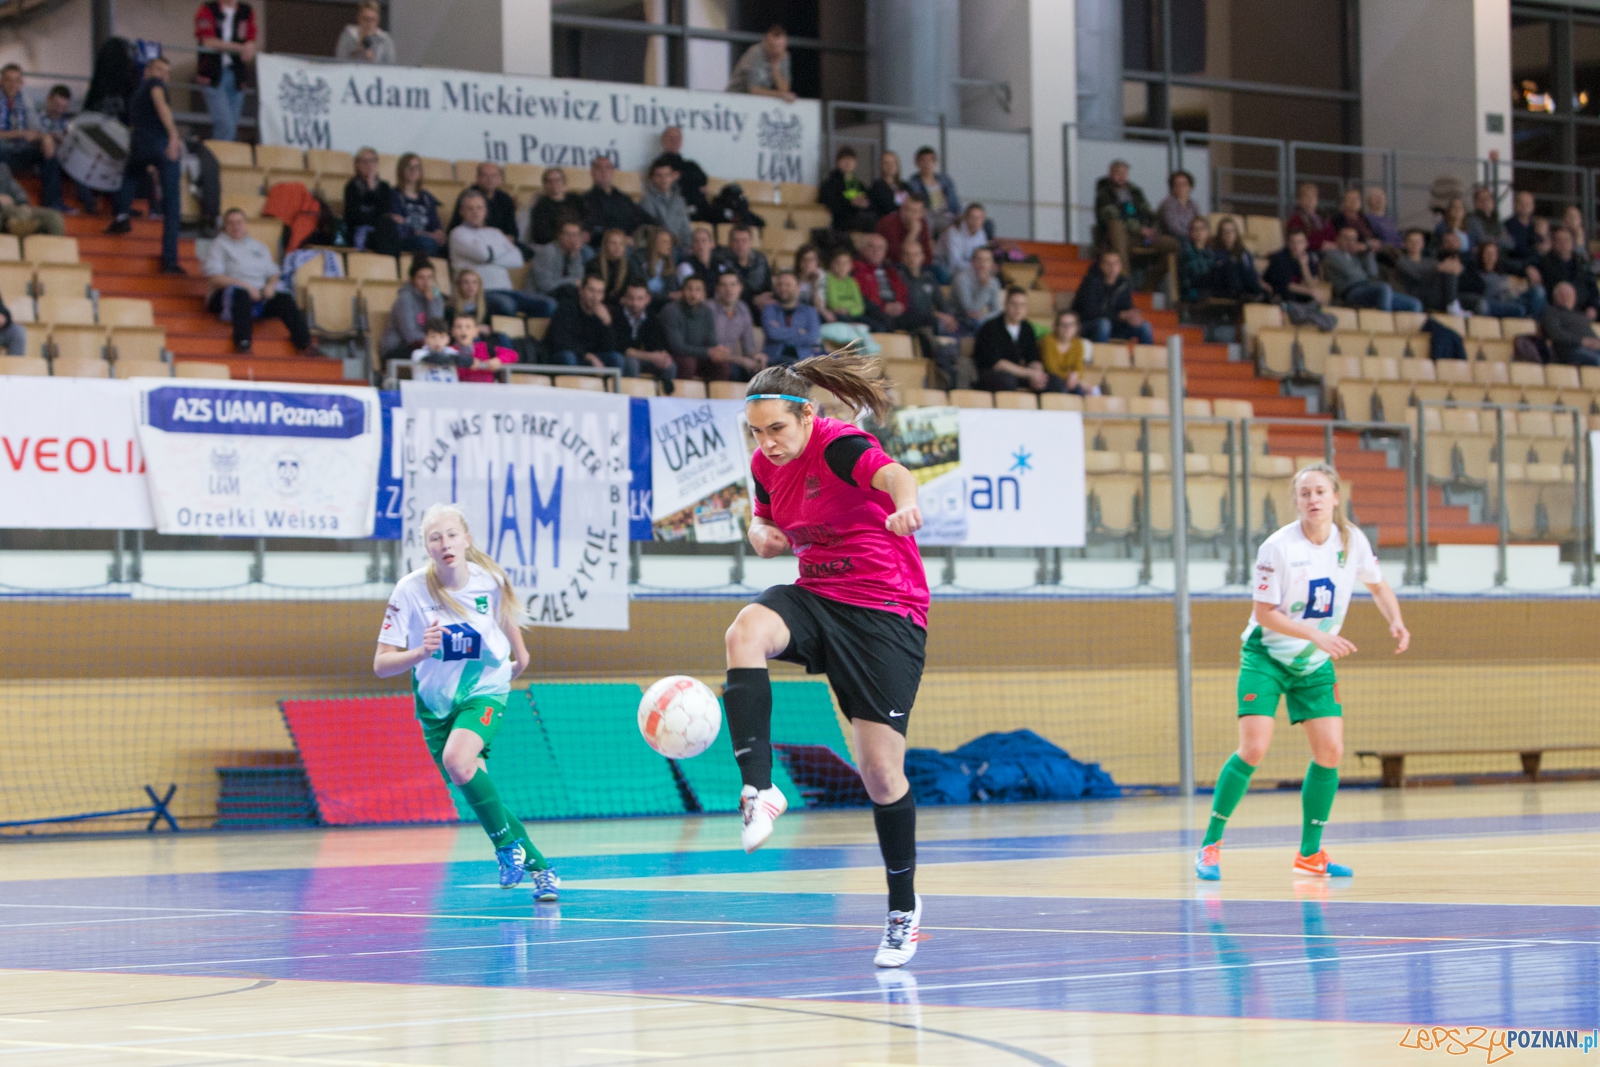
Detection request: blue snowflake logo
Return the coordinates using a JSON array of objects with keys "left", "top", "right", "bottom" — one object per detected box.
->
[{"left": 1009, "top": 446, "right": 1033, "bottom": 474}]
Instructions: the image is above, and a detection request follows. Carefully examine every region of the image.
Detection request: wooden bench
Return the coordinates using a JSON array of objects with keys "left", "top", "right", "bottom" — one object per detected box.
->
[{"left": 1357, "top": 745, "right": 1600, "bottom": 788}]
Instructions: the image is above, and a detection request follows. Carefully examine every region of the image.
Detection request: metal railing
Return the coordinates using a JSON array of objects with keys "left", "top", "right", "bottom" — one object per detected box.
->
[
  {"left": 383, "top": 359, "right": 623, "bottom": 390},
  {"left": 1176, "top": 131, "right": 1288, "bottom": 220}
]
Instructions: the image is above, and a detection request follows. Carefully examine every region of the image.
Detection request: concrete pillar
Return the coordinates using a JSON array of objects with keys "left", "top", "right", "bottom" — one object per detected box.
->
[
  {"left": 1031, "top": 0, "right": 1076, "bottom": 241},
  {"left": 503, "top": 0, "right": 551, "bottom": 77},
  {"left": 1075, "top": 0, "right": 1122, "bottom": 136},
  {"left": 686, "top": 0, "right": 730, "bottom": 92},
  {"left": 866, "top": 0, "right": 961, "bottom": 124},
  {"left": 390, "top": 0, "right": 549, "bottom": 76}
]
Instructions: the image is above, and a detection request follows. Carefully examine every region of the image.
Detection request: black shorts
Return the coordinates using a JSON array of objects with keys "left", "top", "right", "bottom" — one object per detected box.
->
[{"left": 755, "top": 584, "right": 926, "bottom": 735}]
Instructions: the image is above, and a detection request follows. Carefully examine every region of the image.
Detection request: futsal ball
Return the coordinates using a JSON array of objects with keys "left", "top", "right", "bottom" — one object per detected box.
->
[{"left": 638, "top": 675, "right": 722, "bottom": 760}]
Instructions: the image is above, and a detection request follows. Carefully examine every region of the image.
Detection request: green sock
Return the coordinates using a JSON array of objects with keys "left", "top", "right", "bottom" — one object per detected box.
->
[
  {"left": 459, "top": 769, "right": 517, "bottom": 850},
  {"left": 1300, "top": 761, "right": 1340, "bottom": 857},
  {"left": 1203, "top": 753, "right": 1257, "bottom": 846},
  {"left": 507, "top": 810, "right": 547, "bottom": 870}
]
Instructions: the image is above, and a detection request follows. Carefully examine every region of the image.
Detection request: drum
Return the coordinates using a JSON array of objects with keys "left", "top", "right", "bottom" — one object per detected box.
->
[{"left": 58, "top": 114, "right": 130, "bottom": 193}]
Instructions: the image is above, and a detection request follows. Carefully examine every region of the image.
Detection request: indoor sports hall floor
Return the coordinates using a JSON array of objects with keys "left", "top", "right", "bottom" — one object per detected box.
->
[{"left": 0, "top": 782, "right": 1595, "bottom": 1066}]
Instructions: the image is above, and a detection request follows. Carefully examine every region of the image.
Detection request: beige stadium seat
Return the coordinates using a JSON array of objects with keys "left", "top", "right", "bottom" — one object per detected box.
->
[
  {"left": 1094, "top": 343, "right": 1133, "bottom": 369},
  {"left": 360, "top": 281, "right": 402, "bottom": 338},
  {"left": 562, "top": 165, "right": 594, "bottom": 193},
  {"left": 526, "top": 317, "right": 551, "bottom": 342},
  {"left": 1211, "top": 398, "right": 1254, "bottom": 420},
  {"left": 345, "top": 252, "right": 400, "bottom": 283},
  {"left": 788, "top": 205, "right": 832, "bottom": 234},
  {"left": 171, "top": 362, "right": 227, "bottom": 383},
  {"left": 1084, "top": 394, "right": 1128, "bottom": 414},
  {"left": 1368, "top": 334, "right": 1409, "bottom": 361},
  {"left": 221, "top": 192, "right": 267, "bottom": 220},
  {"left": 491, "top": 315, "right": 527, "bottom": 339},
  {"left": 219, "top": 167, "right": 266, "bottom": 197},
  {"left": 1088, "top": 415, "right": 1141, "bottom": 454},
  {"left": 1372, "top": 381, "right": 1413, "bottom": 423},
  {"left": 111, "top": 358, "right": 171, "bottom": 379},
  {"left": 1430, "top": 312, "right": 1466, "bottom": 336},
  {"left": 555, "top": 374, "right": 605, "bottom": 392},
  {"left": 1359, "top": 355, "right": 1399, "bottom": 380},
  {"left": 1088, "top": 469, "right": 1139, "bottom": 536},
  {"left": 1337, "top": 380, "right": 1376, "bottom": 421},
  {"left": 1501, "top": 317, "right": 1538, "bottom": 339},
  {"left": 50, "top": 356, "right": 109, "bottom": 378},
  {"left": 1323, "top": 306, "right": 1357, "bottom": 331},
  {"left": 1544, "top": 364, "right": 1582, "bottom": 394},
  {"left": 1296, "top": 329, "right": 1335, "bottom": 378},
  {"left": 948, "top": 389, "right": 994, "bottom": 409},
  {"left": 0, "top": 262, "right": 40, "bottom": 302},
  {"left": 1434, "top": 358, "right": 1473, "bottom": 385},
  {"left": 110, "top": 327, "right": 166, "bottom": 363},
  {"left": 1405, "top": 332, "right": 1430, "bottom": 359},
  {"left": 900, "top": 388, "right": 948, "bottom": 406},
  {"left": 1242, "top": 302, "right": 1284, "bottom": 333},
  {"left": 1187, "top": 423, "right": 1231, "bottom": 456},
  {"left": 97, "top": 297, "right": 155, "bottom": 328},
  {"left": 254, "top": 144, "right": 305, "bottom": 172},
  {"left": 609, "top": 169, "right": 643, "bottom": 196},
  {"left": 244, "top": 219, "right": 283, "bottom": 251},
  {"left": 1131, "top": 344, "right": 1167, "bottom": 371},
  {"left": 1476, "top": 339, "right": 1514, "bottom": 362},
  {"left": 1332, "top": 330, "right": 1372, "bottom": 357},
  {"left": 1187, "top": 470, "right": 1232, "bottom": 537},
  {"left": 670, "top": 379, "right": 707, "bottom": 399},
  {"left": 503, "top": 163, "right": 542, "bottom": 189},
  {"left": 305, "top": 278, "right": 361, "bottom": 342},
  {"left": 1356, "top": 309, "right": 1395, "bottom": 334},
  {"left": 37, "top": 295, "right": 95, "bottom": 325},
  {"left": 618, "top": 377, "right": 659, "bottom": 398},
  {"left": 1040, "top": 392, "right": 1084, "bottom": 411},
  {"left": 204, "top": 139, "right": 254, "bottom": 168},
  {"left": 306, "top": 148, "right": 355, "bottom": 177},
  {"left": 20, "top": 323, "right": 45, "bottom": 359},
  {"left": 708, "top": 381, "right": 744, "bottom": 400},
  {"left": 33, "top": 263, "right": 92, "bottom": 298},
  {"left": 762, "top": 229, "right": 808, "bottom": 255},
  {"left": 882, "top": 357, "right": 928, "bottom": 392},
  {"left": 50, "top": 325, "right": 107, "bottom": 363},
  {"left": 23, "top": 234, "right": 77, "bottom": 264},
  {"left": 418, "top": 156, "right": 455, "bottom": 182},
  {"left": 994, "top": 391, "right": 1039, "bottom": 410},
  {"left": 506, "top": 372, "right": 552, "bottom": 387},
  {"left": 1023, "top": 289, "right": 1055, "bottom": 319},
  {"left": 740, "top": 179, "right": 778, "bottom": 206},
  {"left": 1470, "top": 360, "right": 1508, "bottom": 386},
  {"left": 1322, "top": 353, "right": 1363, "bottom": 388},
  {"left": 1466, "top": 316, "right": 1502, "bottom": 340},
  {"left": 0, "top": 355, "right": 47, "bottom": 375},
  {"left": 778, "top": 182, "right": 819, "bottom": 205},
  {"left": 0, "top": 233, "right": 19, "bottom": 261},
  {"left": 873, "top": 333, "right": 917, "bottom": 362},
  {"left": 424, "top": 181, "right": 467, "bottom": 211},
  {"left": 1101, "top": 369, "right": 1147, "bottom": 398}
]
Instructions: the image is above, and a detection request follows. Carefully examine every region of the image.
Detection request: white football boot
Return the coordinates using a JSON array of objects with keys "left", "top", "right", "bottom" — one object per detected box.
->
[
  {"left": 874, "top": 894, "right": 923, "bottom": 968},
  {"left": 738, "top": 784, "right": 788, "bottom": 853}
]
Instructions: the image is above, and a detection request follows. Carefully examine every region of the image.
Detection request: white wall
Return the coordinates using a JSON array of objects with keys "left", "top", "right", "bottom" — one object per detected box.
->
[
  {"left": 503, "top": 0, "right": 551, "bottom": 78},
  {"left": 1027, "top": 0, "right": 1074, "bottom": 241},
  {"left": 391, "top": 0, "right": 504, "bottom": 73}
]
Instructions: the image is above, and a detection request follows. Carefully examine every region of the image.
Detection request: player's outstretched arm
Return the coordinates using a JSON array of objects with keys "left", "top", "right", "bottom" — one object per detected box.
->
[
  {"left": 748, "top": 516, "right": 791, "bottom": 558},
  {"left": 501, "top": 616, "right": 531, "bottom": 678},
  {"left": 872, "top": 462, "right": 923, "bottom": 537},
  {"left": 1253, "top": 600, "right": 1357, "bottom": 659},
  {"left": 1364, "top": 579, "right": 1409, "bottom": 653},
  {"left": 373, "top": 619, "right": 443, "bottom": 677}
]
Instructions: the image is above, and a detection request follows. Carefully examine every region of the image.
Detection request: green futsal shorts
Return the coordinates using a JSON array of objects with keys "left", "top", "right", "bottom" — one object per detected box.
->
[
  {"left": 416, "top": 696, "right": 506, "bottom": 763},
  {"left": 1237, "top": 640, "right": 1342, "bottom": 724}
]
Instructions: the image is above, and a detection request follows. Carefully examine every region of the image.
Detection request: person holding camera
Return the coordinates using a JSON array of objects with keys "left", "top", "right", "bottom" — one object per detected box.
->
[{"left": 335, "top": 0, "right": 396, "bottom": 64}]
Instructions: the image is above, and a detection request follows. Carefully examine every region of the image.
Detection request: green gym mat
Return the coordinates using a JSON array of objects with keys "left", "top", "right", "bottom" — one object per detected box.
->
[
  {"left": 523, "top": 682, "right": 688, "bottom": 818},
  {"left": 462, "top": 689, "right": 572, "bottom": 822}
]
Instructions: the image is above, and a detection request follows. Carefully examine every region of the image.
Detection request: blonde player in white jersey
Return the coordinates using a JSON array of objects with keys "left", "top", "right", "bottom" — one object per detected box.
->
[
  {"left": 374, "top": 503, "right": 559, "bottom": 899},
  {"left": 1195, "top": 463, "right": 1409, "bottom": 881}
]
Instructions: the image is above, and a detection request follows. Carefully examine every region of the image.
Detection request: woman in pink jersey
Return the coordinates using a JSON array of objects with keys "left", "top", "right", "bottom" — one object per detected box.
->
[{"left": 723, "top": 352, "right": 930, "bottom": 969}]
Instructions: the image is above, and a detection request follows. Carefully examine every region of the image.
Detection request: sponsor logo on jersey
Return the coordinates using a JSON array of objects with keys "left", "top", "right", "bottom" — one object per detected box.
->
[
  {"left": 1337, "top": 550, "right": 1347, "bottom": 567},
  {"left": 804, "top": 474, "right": 821, "bottom": 499},
  {"left": 1257, "top": 564, "right": 1274, "bottom": 574},
  {"left": 1303, "top": 578, "right": 1335, "bottom": 619},
  {"left": 475, "top": 595, "right": 489, "bottom": 614},
  {"left": 800, "top": 556, "right": 854, "bottom": 578},
  {"left": 437, "top": 623, "right": 483, "bottom": 661},
  {"left": 1243, "top": 693, "right": 1256, "bottom": 701},
  {"left": 1291, "top": 600, "right": 1306, "bottom": 613},
  {"left": 1257, "top": 583, "right": 1269, "bottom": 591}
]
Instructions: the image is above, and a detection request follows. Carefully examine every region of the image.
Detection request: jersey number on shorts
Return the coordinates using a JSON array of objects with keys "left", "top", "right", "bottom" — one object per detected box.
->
[
  {"left": 1304, "top": 578, "right": 1335, "bottom": 620},
  {"left": 479, "top": 705, "right": 496, "bottom": 726},
  {"left": 438, "top": 623, "right": 483, "bottom": 661}
]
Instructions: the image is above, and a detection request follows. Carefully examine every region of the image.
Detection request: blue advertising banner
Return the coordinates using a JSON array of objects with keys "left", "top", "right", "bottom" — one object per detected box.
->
[
  {"left": 373, "top": 389, "right": 403, "bottom": 540},
  {"left": 143, "top": 386, "right": 367, "bottom": 439},
  {"left": 628, "top": 396, "right": 653, "bottom": 541}
]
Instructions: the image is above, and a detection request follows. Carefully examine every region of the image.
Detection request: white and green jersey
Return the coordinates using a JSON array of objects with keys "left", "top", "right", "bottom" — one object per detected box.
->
[
  {"left": 378, "top": 564, "right": 513, "bottom": 717},
  {"left": 1243, "top": 521, "right": 1382, "bottom": 675}
]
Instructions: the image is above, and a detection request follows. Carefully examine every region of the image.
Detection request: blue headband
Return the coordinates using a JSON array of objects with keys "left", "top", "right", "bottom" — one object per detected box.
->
[{"left": 745, "top": 393, "right": 811, "bottom": 405}]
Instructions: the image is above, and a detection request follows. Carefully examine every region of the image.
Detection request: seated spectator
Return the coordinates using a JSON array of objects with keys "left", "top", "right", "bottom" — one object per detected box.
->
[
  {"left": 448, "top": 161, "right": 519, "bottom": 242},
  {"left": 716, "top": 225, "right": 774, "bottom": 309},
  {"left": 851, "top": 233, "right": 910, "bottom": 332},
  {"left": 451, "top": 311, "right": 518, "bottom": 382},
  {"left": 547, "top": 274, "right": 625, "bottom": 371},
  {"left": 1264, "top": 229, "right": 1322, "bottom": 304},
  {"left": 1542, "top": 281, "right": 1600, "bottom": 365},
  {"left": 876, "top": 193, "right": 934, "bottom": 269},
  {"left": 192, "top": 1, "right": 255, "bottom": 144},
  {"left": 1041, "top": 309, "right": 1091, "bottom": 396},
  {"left": 106, "top": 55, "right": 182, "bottom": 272},
  {"left": 640, "top": 155, "right": 692, "bottom": 249},
  {"left": 37, "top": 84, "right": 91, "bottom": 214},
  {"left": 391, "top": 153, "right": 444, "bottom": 255},
  {"left": 1502, "top": 190, "right": 1540, "bottom": 274},
  {"left": 0, "top": 160, "right": 62, "bottom": 236},
  {"left": 676, "top": 224, "right": 722, "bottom": 293},
  {"left": 1071, "top": 249, "right": 1154, "bottom": 344},
  {"left": 726, "top": 24, "right": 796, "bottom": 101},
  {"left": 581, "top": 156, "right": 648, "bottom": 245},
  {"left": 897, "top": 238, "right": 960, "bottom": 385},
  {"left": 630, "top": 225, "right": 681, "bottom": 305},
  {"left": 952, "top": 245, "right": 1004, "bottom": 330},
  {"left": 1435, "top": 196, "right": 1472, "bottom": 255},
  {"left": 1466, "top": 184, "right": 1506, "bottom": 252},
  {"left": 1331, "top": 188, "right": 1378, "bottom": 250},
  {"left": 1323, "top": 225, "right": 1423, "bottom": 312},
  {"left": 869, "top": 150, "right": 911, "bottom": 218},
  {"left": 655, "top": 126, "right": 711, "bottom": 222},
  {"left": 1461, "top": 241, "right": 1546, "bottom": 320},
  {"left": 528, "top": 219, "right": 587, "bottom": 307},
  {"left": 709, "top": 272, "right": 765, "bottom": 380},
  {"left": 820, "top": 146, "right": 877, "bottom": 233},
  {"left": 588, "top": 227, "right": 634, "bottom": 306},
  {"left": 451, "top": 189, "right": 551, "bottom": 317},
  {"left": 1363, "top": 186, "right": 1402, "bottom": 247},
  {"left": 1392, "top": 229, "right": 1463, "bottom": 313},
  {"left": 1286, "top": 182, "right": 1336, "bottom": 251},
  {"left": 613, "top": 280, "right": 676, "bottom": 386},
  {"left": 1157, "top": 170, "right": 1199, "bottom": 241},
  {"left": 0, "top": 292, "right": 24, "bottom": 355},
  {"left": 795, "top": 245, "right": 828, "bottom": 315},
  {"left": 1177, "top": 217, "right": 1215, "bottom": 304},
  {"left": 1094, "top": 159, "right": 1175, "bottom": 272},
  {"left": 907, "top": 146, "right": 961, "bottom": 235},
  {"left": 661, "top": 275, "right": 730, "bottom": 380},
  {"left": 202, "top": 208, "right": 313, "bottom": 355},
  {"left": 335, "top": 0, "right": 395, "bottom": 63},
  {"left": 528, "top": 166, "right": 584, "bottom": 247},
  {"left": 1564, "top": 205, "right": 1594, "bottom": 267},
  {"left": 410, "top": 317, "right": 468, "bottom": 382},
  {"left": 939, "top": 202, "right": 990, "bottom": 278},
  {"left": 761, "top": 269, "right": 823, "bottom": 367},
  {"left": 1532, "top": 216, "right": 1553, "bottom": 261},
  {"left": 1538, "top": 225, "right": 1599, "bottom": 317},
  {"left": 343, "top": 146, "right": 396, "bottom": 253},
  {"left": 974, "top": 286, "right": 1067, "bottom": 394},
  {"left": 380, "top": 257, "right": 445, "bottom": 363},
  {"left": 448, "top": 268, "right": 493, "bottom": 342},
  {"left": 1210, "top": 217, "right": 1269, "bottom": 302},
  {"left": 822, "top": 246, "right": 869, "bottom": 324}
]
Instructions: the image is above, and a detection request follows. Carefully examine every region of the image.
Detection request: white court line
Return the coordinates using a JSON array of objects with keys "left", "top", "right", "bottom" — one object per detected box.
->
[
  {"left": 129, "top": 1026, "right": 205, "bottom": 1033},
  {"left": 574, "top": 1050, "right": 685, "bottom": 1060},
  {"left": 0, "top": 1037, "right": 448, "bottom": 1066}
]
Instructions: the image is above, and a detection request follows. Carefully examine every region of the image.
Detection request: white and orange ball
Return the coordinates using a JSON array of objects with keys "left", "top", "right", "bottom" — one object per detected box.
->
[{"left": 638, "top": 675, "right": 722, "bottom": 759}]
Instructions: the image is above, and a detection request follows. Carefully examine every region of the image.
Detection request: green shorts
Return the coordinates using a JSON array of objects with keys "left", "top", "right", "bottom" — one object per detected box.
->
[
  {"left": 416, "top": 696, "right": 506, "bottom": 763},
  {"left": 1237, "top": 641, "right": 1342, "bottom": 724}
]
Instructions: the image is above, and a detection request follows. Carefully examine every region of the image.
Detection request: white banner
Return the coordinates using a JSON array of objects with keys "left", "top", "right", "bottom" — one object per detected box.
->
[
  {"left": 136, "top": 380, "right": 381, "bottom": 538},
  {"left": 648, "top": 396, "right": 751, "bottom": 543},
  {"left": 400, "top": 382, "right": 630, "bottom": 630},
  {"left": 259, "top": 55, "right": 822, "bottom": 185},
  {"left": 875, "top": 406, "right": 1086, "bottom": 547},
  {"left": 0, "top": 377, "right": 153, "bottom": 530},
  {"left": 1592, "top": 431, "right": 1600, "bottom": 556}
]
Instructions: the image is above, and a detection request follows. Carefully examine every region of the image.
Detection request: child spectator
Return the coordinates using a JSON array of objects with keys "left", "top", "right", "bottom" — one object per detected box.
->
[
  {"left": 453, "top": 311, "right": 517, "bottom": 382},
  {"left": 411, "top": 317, "right": 468, "bottom": 381}
]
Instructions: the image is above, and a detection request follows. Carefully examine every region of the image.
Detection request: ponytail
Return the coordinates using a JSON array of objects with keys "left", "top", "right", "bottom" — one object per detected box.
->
[
  {"left": 420, "top": 503, "right": 526, "bottom": 630},
  {"left": 746, "top": 343, "right": 893, "bottom": 422},
  {"left": 1292, "top": 462, "right": 1353, "bottom": 549}
]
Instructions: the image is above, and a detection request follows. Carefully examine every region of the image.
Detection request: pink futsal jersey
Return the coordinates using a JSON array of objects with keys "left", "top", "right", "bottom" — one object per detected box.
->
[{"left": 750, "top": 415, "right": 930, "bottom": 629}]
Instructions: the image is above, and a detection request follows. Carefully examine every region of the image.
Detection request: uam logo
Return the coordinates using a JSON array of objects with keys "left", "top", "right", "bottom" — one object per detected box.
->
[
  {"left": 756, "top": 109, "right": 805, "bottom": 182},
  {"left": 208, "top": 445, "right": 240, "bottom": 496},
  {"left": 271, "top": 450, "right": 305, "bottom": 496},
  {"left": 277, "top": 70, "right": 332, "bottom": 149}
]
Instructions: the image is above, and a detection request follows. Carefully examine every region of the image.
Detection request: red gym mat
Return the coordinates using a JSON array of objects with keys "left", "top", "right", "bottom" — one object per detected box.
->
[{"left": 279, "top": 696, "right": 458, "bottom": 825}]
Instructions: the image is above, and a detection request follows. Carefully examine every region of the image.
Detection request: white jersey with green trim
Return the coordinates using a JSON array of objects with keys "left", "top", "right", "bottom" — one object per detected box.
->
[
  {"left": 1243, "top": 521, "right": 1382, "bottom": 675},
  {"left": 378, "top": 564, "right": 513, "bottom": 717}
]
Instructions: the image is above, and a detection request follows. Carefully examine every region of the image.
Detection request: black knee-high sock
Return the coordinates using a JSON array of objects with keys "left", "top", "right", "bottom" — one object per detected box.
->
[
  {"left": 723, "top": 667, "right": 773, "bottom": 790},
  {"left": 873, "top": 789, "right": 917, "bottom": 913}
]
